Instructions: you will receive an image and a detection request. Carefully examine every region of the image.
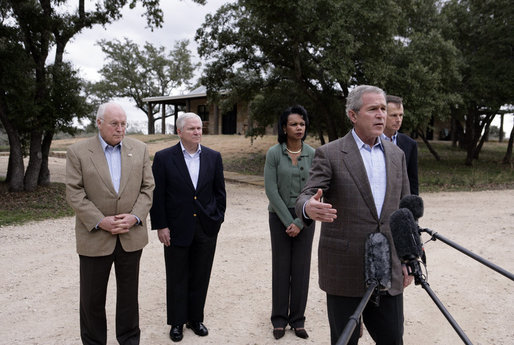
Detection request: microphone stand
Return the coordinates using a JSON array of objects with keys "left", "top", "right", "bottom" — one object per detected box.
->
[
  {"left": 406, "top": 258, "right": 473, "bottom": 345},
  {"left": 336, "top": 281, "right": 378, "bottom": 345},
  {"left": 420, "top": 227, "right": 514, "bottom": 281}
]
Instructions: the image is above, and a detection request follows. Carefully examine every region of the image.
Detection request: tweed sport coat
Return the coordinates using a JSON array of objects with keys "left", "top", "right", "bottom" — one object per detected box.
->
[
  {"left": 66, "top": 136, "right": 154, "bottom": 257},
  {"left": 295, "top": 131, "right": 410, "bottom": 297}
]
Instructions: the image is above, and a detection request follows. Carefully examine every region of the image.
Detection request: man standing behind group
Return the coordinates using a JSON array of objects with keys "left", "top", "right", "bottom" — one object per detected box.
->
[
  {"left": 150, "top": 113, "right": 226, "bottom": 342},
  {"left": 66, "top": 102, "right": 154, "bottom": 345},
  {"left": 383, "top": 95, "right": 419, "bottom": 195},
  {"left": 296, "top": 85, "right": 412, "bottom": 345}
]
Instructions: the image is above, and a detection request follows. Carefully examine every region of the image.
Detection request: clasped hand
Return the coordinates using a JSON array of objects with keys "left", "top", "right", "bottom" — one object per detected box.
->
[
  {"left": 99, "top": 214, "right": 137, "bottom": 235},
  {"left": 305, "top": 189, "right": 337, "bottom": 222}
]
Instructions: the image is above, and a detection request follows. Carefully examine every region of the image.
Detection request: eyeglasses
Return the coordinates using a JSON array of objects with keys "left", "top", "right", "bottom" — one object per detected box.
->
[{"left": 104, "top": 121, "right": 128, "bottom": 129}]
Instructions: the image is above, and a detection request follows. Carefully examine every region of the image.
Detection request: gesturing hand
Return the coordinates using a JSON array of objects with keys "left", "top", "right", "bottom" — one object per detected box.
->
[{"left": 305, "top": 189, "right": 337, "bottom": 222}]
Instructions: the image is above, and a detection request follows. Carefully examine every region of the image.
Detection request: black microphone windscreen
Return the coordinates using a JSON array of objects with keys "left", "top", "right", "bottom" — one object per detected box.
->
[
  {"left": 390, "top": 208, "right": 423, "bottom": 260},
  {"left": 399, "top": 195, "right": 424, "bottom": 221},
  {"left": 364, "top": 232, "right": 392, "bottom": 290}
]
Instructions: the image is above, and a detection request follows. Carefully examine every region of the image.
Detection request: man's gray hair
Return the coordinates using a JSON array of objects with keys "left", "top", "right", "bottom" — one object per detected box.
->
[
  {"left": 176, "top": 112, "right": 202, "bottom": 131},
  {"left": 96, "top": 102, "right": 124, "bottom": 125},
  {"left": 345, "top": 85, "right": 386, "bottom": 118}
]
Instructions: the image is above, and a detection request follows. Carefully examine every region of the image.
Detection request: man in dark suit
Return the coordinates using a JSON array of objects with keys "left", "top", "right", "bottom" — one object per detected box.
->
[
  {"left": 296, "top": 85, "right": 413, "bottom": 345},
  {"left": 150, "top": 112, "right": 226, "bottom": 342},
  {"left": 383, "top": 95, "right": 419, "bottom": 195},
  {"left": 66, "top": 102, "right": 154, "bottom": 345}
]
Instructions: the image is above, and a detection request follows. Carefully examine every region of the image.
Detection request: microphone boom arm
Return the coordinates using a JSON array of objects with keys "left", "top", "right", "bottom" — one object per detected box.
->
[
  {"left": 420, "top": 228, "right": 514, "bottom": 282},
  {"left": 414, "top": 264, "right": 473, "bottom": 345},
  {"left": 405, "top": 258, "right": 473, "bottom": 345},
  {"left": 336, "top": 282, "right": 377, "bottom": 345}
]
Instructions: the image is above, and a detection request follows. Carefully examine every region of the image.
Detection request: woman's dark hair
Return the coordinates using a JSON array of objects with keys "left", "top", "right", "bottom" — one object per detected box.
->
[{"left": 277, "top": 105, "right": 309, "bottom": 143}]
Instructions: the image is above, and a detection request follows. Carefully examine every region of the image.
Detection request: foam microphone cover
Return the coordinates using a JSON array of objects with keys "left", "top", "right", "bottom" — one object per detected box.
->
[
  {"left": 399, "top": 195, "right": 424, "bottom": 221},
  {"left": 364, "top": 232, "right": 392, "bottom": 290},
  {"left": 390, "top": 208, "right": 423, "bottom": 260}
]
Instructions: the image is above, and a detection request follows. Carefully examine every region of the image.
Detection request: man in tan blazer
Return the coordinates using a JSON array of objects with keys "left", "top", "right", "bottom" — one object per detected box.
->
[
  {"left": 66, "top": 102, "right": 154, "bottom": 345},
  {"left": 296, "top": 85, "right": 412, "bottom": 345}
]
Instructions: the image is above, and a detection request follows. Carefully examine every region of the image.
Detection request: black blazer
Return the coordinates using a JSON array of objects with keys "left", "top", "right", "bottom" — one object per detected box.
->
[
  {"left": 397, "top": 132, "right": 419, "bottom": 195},
  {"left": 150, "top": 143, "right": 226, "bottom": 246}
]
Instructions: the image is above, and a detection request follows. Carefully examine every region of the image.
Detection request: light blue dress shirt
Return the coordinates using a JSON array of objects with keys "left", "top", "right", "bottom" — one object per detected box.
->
[
  {"left": 351, "top": 129, "right": 387, "bottom": 217},
  {"left": 381, "top": 132, "right": 398, "bottom": 145},
  {"left": 99, "top": 134, "right": 121, "bottom": 193}
]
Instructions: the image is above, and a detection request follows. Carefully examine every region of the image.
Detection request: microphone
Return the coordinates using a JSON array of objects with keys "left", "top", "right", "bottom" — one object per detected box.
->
[
  {"left": 337, "top": 233, "right": 392, "bottom": 345},
  {"left": 399, "top": 195, "right": 424, "bottom": 221},
  {"left": 398, "top": 195, "right": 427, "bottom": 264},
  {"left": 398, "top": 195, "right": 513, "bottom": 281},
  {"left": 389, "top": 208, "right": 423, "bottom": 261},
  {"left": 364, "top": 232, "right": 392, "bottom": 290}
]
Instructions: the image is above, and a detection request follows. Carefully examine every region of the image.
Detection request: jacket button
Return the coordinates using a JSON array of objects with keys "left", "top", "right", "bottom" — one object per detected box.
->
[
  {"left": 193, "top": 213, "right": 197, "bottom": 217},
  {"left": 300, "top": 167, "right": 304, "bottom": 170}
]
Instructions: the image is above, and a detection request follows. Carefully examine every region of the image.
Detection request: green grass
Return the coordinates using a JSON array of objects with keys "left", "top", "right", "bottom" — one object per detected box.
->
[
  {"left": 418, "top": 141, "right": 513, "bottom": 192},
  {"left": 224, "top": 152, "right": 267, "bottom": 175},
  {"left": 223, "top": 139, "right": 513, "bottom": 191},
  {"left": 0, "top": 182, "right": 74, "bottom": 226}
]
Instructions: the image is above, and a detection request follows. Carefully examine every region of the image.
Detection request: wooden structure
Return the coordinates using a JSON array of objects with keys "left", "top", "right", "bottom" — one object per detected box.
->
[{"left": 143, "top": 86, "right": 249, "bottom": 135}]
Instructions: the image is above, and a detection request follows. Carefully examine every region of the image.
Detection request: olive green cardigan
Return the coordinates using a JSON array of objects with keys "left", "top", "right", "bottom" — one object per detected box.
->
[{"left": 264, "top": 142, "right": 315, "bottom": 229}]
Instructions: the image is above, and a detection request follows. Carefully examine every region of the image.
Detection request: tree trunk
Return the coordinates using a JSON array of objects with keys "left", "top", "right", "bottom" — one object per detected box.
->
[
  {"left": 38, "top": 129, "right": 54, "bottom": 186},
  {"left": 417, "top": 128, "right": 440, "bottom": 161},
  {"left": 463, "top": 107, "right": 482, "bottom": 166},
  {"left": 499, "top": 114, "right": 504, "bottom": 143},
  {"left": 5, "top": 137, "right": 25, "bottom": 192},
  {"left": 161, "top": 104, "right": 166, "bottom": 134},
  {"left": 502, "top": 125, "right": 514, "bottom": 165},
  {"left": 24, "top": 130, "right": 43, "bottom": 191},
  {"left": 146, "top": 103, "right": 155, "bottom": 134},
  {"left": 326, "top": 110, "right": 339, "bottom": 142},
  {"left": 148, "top": 116, "right": 155, "bottom": 134},
  {"left": 473, "top": 115, "right": 493, "bottom": 160},
  {"left": 0, "top": 101, "right": 25, "bottom": 192},
  {"left": 317, "top": 127, "right": 325, "bottom": 145}
]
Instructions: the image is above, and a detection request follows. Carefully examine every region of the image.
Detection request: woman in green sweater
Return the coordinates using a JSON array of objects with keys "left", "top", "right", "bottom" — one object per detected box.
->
[{"left": 264, "top": 105, "right": 315, "bottom": 340}]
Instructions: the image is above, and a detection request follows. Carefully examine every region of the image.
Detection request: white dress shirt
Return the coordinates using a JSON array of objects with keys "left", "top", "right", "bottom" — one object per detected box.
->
[{"left": 180, "top": 141, "right": 201, "bottom": 189}]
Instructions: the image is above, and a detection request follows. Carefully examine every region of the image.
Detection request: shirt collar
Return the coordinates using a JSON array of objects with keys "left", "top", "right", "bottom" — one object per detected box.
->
[
  {"left": 98, "top": 133, "right": 122, "bottom": 151},
  {"left": 180, "top": 141, "right": 201, "bottom": 155},
  {"left": 351, "top": 129, "right": 384, "bottom": 151},
  {"left": 381, "top": 132, "right": 397, "bottom": 143}
]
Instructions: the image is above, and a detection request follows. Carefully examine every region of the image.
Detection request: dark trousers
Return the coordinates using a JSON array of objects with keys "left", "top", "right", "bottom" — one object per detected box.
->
[
  {"left": 269, "top": 210, "right": 315, "bottom": 329},
  {"left": 327, "top": 293, "right": 404, "bottom": 345},
  {"left": 164, "top": 223, "right": 217, "bottom": 326},
  {"left": 79, "top": 237, "right": 142, "bottom": 345}
]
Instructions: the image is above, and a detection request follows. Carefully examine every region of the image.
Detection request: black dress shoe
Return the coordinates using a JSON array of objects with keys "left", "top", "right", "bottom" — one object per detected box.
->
[
  {"left": 293, "top": 328, "right": 309, "bottom": 339},
  {"left": 186, "top": 321, "right": 209, "bottom": 336},
  {"left": 170, "top": 325, "right": 183, "bottom": 342},
  {"left": 273, "top": 328, "right": 285, "bottom": 339}
]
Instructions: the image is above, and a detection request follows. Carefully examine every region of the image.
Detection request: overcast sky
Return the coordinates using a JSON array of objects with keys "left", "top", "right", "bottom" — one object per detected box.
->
[{"left": 64, "top": 0, "right": 229, "bottom": 123}]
